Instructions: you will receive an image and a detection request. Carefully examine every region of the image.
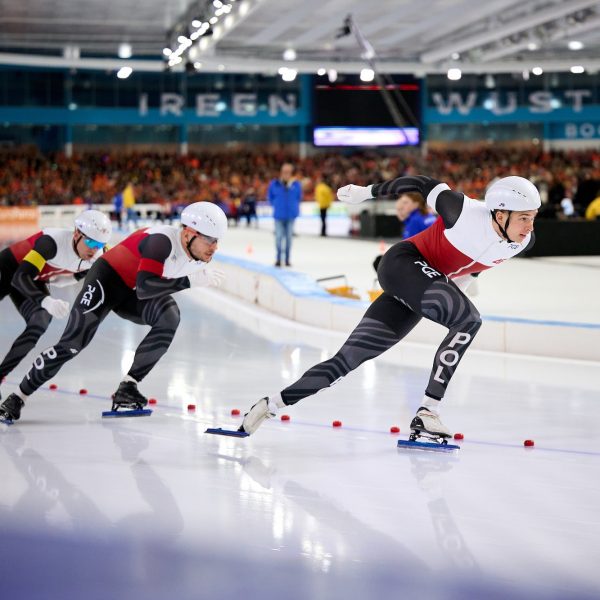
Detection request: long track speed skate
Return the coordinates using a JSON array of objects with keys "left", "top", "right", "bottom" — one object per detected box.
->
[
  {"left": 397, "top": 409, "right": 460, "bottom": 452},
  {"left": 102, "top": 381, "right": 152, "bottom": 419},
  {"left": 0, "top": 394, "right": 25, "bottom": 426}
]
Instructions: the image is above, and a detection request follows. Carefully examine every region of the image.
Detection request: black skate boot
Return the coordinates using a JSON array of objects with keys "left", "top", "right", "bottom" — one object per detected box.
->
[
  {"left": 0, "top": 393, "right": 25, "bottom": 424},
  {"left": 110, "top": 380, "right": 148, "bottom": 412}
]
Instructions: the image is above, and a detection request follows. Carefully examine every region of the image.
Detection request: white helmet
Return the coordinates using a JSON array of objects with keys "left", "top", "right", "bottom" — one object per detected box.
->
[
  {"left": 75, "top": 209, "right": 112, "bottom": 243},
  {"left": 485, "top": 176, "right": 541, "bottom": 212},
  {"left": 181, "top": 202, "right": 228, "bottom": 239}
]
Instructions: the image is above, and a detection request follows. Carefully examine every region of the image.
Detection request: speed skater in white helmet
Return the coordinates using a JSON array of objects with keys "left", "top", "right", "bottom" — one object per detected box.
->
[
  {"left": 238, "top": 174, "right": 539, "bottom": 443},
  {"left": 0, "top": 210, "right": 111, "bottom": 410}
]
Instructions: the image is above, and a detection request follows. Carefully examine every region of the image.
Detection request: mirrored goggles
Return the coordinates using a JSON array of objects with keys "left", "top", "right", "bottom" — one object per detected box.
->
[{"left": 82, "top": 236, "right": 106, "bottom": 250}]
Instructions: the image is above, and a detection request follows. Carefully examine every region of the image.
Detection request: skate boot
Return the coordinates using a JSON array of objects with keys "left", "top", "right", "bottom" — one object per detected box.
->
[
  {"left": 410, "top": 408, "right": 451, "bottom": 443},
  {"left": 0, "top": 393, "right": 25, "bottom": 424},
  {"left": 238, "top": 397, "right": 279, "bottom": 435},
  {"left": 110, "top": 380, "right": 148, "bottom": 412}
]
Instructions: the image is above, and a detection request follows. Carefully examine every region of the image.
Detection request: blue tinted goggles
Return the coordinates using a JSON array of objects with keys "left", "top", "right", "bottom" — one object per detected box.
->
[{"left": 83, "top": 236, "right": 106, "bottom": 250}]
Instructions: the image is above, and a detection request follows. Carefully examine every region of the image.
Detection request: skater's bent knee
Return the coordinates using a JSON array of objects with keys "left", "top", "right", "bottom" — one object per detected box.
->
[
  {"left": 158, "top": 302, "right": 181, "bottom": 330},
  {"left": 29, "top": 308, "right": 52, "bottom": 331}
]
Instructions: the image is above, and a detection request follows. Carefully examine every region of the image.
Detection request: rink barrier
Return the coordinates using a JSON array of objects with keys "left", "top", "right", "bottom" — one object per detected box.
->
[{"left": 213, "top": 254, "right": 600, "bottom": 363}]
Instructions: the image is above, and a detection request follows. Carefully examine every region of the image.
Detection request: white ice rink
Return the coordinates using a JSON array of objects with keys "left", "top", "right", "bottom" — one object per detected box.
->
[{"left": 1, "top": 222, "right": 599, "bottom": 599}]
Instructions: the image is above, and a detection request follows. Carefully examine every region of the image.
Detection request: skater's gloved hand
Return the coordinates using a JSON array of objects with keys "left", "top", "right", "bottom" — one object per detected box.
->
[
  {"left": 48, "top": 274, "right": 78, "bottom": 288},
  {"left": 41, "top": 296, "right": 70, "bottom": 319},
  {"left": 188, "top": 267, "right": 225, "bottom": 288},
  {"left": 336, "top": 184, "right": 374, "bottom": 204}
]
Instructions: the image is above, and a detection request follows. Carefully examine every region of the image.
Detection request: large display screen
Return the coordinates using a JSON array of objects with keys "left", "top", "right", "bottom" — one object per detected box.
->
[
  {"left": 313, "top": 75, "right": 421, "bottom": 146},
  {"left": 313, "top": 127, "right": 419, "bottom": 147}
]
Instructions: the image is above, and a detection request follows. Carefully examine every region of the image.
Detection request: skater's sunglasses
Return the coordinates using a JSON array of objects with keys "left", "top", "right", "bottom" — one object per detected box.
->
[{"left": 81, "top": 235, "right": 106, "bottom": 250}]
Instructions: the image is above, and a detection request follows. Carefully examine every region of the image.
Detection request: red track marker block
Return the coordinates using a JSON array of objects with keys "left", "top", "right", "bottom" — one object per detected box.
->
[
  {"left": 454, "top": 433, "right": 464, "bottom": 440},
  {"left": 332, "top": 420, "right": 342, "bottom": 428},
  {"left": 231, "top": 408, "right": 240, "bottom": 416},
  {"left": 49, "top": 384, "right": 58, "bottom": 390},
  {"left": 187, "top": 404, "right": 196, "bottom": 411},
  {"left": 79, "top": 388, "right": 88, "bottom": 395},
  {"left": 524, "top": 439, "right": 535, "bottom": 447},
  {"left": 281, "top": 414, "right": 290, "bottom": 422},
  {"left": 390, "top": 426, "right": 400, "bottom": 434},
  {"left": 148, "top": 398, "right": 157, "bottom": 405}
]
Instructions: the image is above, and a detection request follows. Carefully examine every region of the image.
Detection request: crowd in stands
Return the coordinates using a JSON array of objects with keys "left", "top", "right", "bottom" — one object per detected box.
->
[{"left": 1, "top": 146, "right": 599, "bottom": 218}]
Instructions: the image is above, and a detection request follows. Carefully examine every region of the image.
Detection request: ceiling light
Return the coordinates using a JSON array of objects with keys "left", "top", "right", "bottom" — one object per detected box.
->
[
  {"left": 484, "top": 74, "right": 495, "bottom": 88},
  {"left": 213, "top": 0, "right": 223, "bottom": 7},
  {"left": 317, "top": 68, "right": 326, "bottom": 76},
  {"left": 451, "top": 52, "right": 460, "bottom": 60},
  {"left": 532, "top": 66, "right": 543, "bottom": 76},
  {"left": 360, "top": 68, "right": 375, "bottom": 82},
  {"left": 217, "top": 64, "right": 225, "bottom": 71},
  {"left": 192, "top": 20, "right": 202, "bottom": 28},
  {"left": 527, "top": 42, "right": 538, "bottom": 51},
  {"left": 209, "top": 17, "right": 218, "bottom": 24},
  {"left": 279, "top": 68, "right": 297, "bottom": 82},
  {"left": 162, "top": 47, "right": 172, "bottom": 57},
  {"left": 283, "top": 48, "right": 296, "bottom": 61},
  {"left": 117, "top": 67, "right": 133, "bottom": 79},
  {"left": 447, "top": 68, "right": 461, "bottom": 81},
  {"left": 327, "top": 69, "right": 337, "bottom": 83},
  {"left": 570, "top": 65, "right": 585, "bottom": 74},
  {"left": 568, "top": 40, "right": 584, "bottom": 51},
  {"left": 118, "top": 43, "right": 132, "bottom": 59}
]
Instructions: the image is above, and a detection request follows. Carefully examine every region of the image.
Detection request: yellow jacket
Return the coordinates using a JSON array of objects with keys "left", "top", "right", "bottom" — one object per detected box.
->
[
  {"left": 585, "top": 196, "right": 600, "bottom": 220},
  {"left": 123, "top": 183, "right": 136, "bottom": 209},
  {"left": 315, "top": 182, "right": 334, "bottom": 210}
]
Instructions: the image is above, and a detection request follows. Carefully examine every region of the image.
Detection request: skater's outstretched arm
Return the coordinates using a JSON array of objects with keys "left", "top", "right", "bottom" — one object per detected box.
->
[
  {"left": 338, "top": 175, "right": 465, "bottom": 228},
  {"left": 135, "top": 234, "right": 190, "bottom": 300},
  {"left": 372, "top": 176, "right": 465, "bottom": 228},
  {"left": 11, "top": 234, "right": 57, "bottom": 302}
]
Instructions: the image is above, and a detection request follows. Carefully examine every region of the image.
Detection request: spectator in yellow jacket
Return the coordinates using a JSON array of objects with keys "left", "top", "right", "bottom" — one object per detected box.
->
[
  {"left": 315, "top": 176, "right": 334, "bottom": 236},
  {"left": 585, "top": 195, "right": 600, "bottom": 220},
  {"left": 123, "top": 182, "right": 138, "bottom": 229}
]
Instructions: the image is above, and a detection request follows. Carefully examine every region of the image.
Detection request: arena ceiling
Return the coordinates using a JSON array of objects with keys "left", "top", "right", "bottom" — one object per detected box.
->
[{"left": 1, "top": 0, "right": 600, "bottom": 75}]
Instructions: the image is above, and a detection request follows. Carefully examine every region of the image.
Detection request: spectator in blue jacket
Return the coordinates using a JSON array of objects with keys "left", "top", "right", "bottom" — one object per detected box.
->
[
  {"left": 267, "top": 163, "right": 302, "bottom": 267},
  {"left": 396, "top": 192, "right": 437, "bottom": 239}
]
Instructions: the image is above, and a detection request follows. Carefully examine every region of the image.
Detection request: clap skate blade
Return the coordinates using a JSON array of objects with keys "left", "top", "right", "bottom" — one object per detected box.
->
[
  {"left": 205, "top": 427, "right": 249, "bottom": 438},
  {"left": 102, "top": 400, "right": 152, "bottom": 418},
  {"left": 397, "top": 429, "right": 459, "bottom": 451}
]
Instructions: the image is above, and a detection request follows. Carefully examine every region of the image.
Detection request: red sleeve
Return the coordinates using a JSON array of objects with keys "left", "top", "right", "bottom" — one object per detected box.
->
[{"left": 138, "top": 258, "right": 164, "bottom": 277}]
